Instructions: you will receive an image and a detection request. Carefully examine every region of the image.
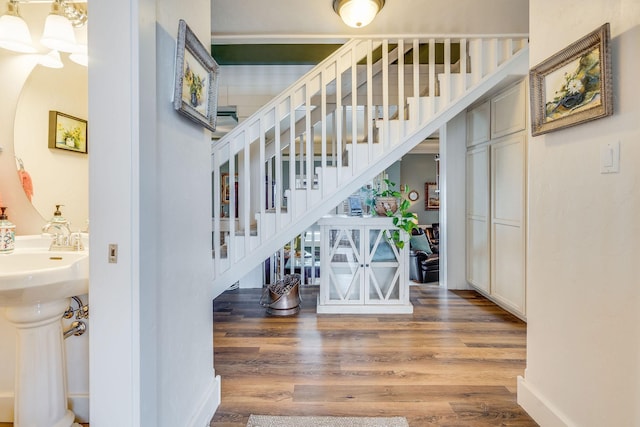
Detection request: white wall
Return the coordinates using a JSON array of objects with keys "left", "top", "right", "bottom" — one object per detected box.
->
[
  {"left": 518, "top": 2, "right": 640, "bottom": 426},
  {"left": 89, "top": 0, "right": 219, "bottom": 426},
  {"left": 217, "top": 64, "right": 312, "bottom": 121},
  {"left": 440, "top": 113, "right": 469, "bottom": 290},
  {"left": 400, "top": 153, "right": 440, "bottom": 225}
]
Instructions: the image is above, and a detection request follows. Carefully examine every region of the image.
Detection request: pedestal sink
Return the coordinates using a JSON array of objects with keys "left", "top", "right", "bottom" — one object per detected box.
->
[{"left": 0, "top": 237, "right": 88, "bottom": 427}]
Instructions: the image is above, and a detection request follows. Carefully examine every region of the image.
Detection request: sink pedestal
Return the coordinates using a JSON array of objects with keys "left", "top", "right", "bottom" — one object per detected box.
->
[{"left": 4, "top": 298, "right": 80, "bottom": 427}]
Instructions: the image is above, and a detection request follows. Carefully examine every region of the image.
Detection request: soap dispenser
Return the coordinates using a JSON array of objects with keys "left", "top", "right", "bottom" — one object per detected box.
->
[
  {"left": 47, "top": 205, "right": 71, "bottom": 228},
  {"left": 0, "top": 207, "right": 15, "bottom": 254}
]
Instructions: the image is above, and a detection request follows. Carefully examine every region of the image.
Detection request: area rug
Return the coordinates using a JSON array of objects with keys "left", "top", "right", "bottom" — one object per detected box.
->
[{"left": 246, "top": 415, "right": 409, "bottom": 427}]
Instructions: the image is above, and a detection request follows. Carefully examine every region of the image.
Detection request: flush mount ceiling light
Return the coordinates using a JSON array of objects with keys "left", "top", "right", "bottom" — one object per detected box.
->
[
  {"left": 0, "top": 0, "right": 36, "bottom": 53},
  {"left": 333, "top": 0, "right": 385, "bottom": 28}
]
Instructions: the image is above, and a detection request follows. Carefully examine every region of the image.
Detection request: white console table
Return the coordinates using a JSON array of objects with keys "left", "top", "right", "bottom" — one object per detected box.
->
[{"left": 317, "top": 215, "right": 412, "bottom": 314}]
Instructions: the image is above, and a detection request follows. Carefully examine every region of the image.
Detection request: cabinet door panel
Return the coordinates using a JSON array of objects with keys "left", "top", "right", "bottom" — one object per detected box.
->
[
  {"left": 466, "top": 145, "right": 489, "bottom": 217},
  {"left": 326, "top": 227, "right": 363, "bottom": 303},
  {"left": 467, "top": 100, "right": 491, "bottom": 147},
  {"left": 492, "top": 223, "right": 525, "bottom": 313},
  {"left": 366, "top": 228, "right": 402, "bottom": 303},
  {"left": 466, "top": 218, "right": 490, "bottom": 292},
  {"left": 491, "top": 80, "right": 526, "bottom": 139},
  {"left": 492, "top": 135, "right": 525, "bottom": 224}
]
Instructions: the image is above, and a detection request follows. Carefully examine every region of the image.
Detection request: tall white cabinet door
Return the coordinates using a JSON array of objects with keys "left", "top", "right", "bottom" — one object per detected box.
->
[
  {"left": 490, "top": 135, "right": 526, "bottom": 314},
  {"left": 466, "top": 144, "right": 490, "bottom": 292}
]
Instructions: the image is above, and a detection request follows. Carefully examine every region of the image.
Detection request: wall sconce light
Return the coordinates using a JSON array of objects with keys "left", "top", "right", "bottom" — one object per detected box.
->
[
  {"left": 69, "top": 43, "right": 87, "bottom": 66},
  {"left": 40, "top": 0, "right": 77, "bottom": 52},
  {"left": 333, "top": 0, "right": 385, "bottom": 28},
  {"left": 0, "top": 0, "right": 87, "bottom": 61},
  {"left": 0, "top": 0, "right": 36, "bottom": 53},
  {"left": 38, "top": 49, "right": 63, "bottom": 68}
]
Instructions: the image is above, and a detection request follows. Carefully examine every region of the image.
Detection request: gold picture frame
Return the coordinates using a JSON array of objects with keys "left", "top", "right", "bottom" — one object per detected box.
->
[
  {"left": 425, "top": 182, "right": 439, "bottom": 210},
  {"left": 529, "top": 23, "right": 612, "bottom": 136},
  {"left": 48, "top": 111, "right": 88, "bottom": 153}
]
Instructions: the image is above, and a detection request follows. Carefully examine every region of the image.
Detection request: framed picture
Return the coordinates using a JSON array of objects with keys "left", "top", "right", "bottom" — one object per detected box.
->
[
  {"left": 529, "top": 23, "right": 612, "bottom": 136},
  {"left": 425, "top": 182, "right": 439, "bottom": 210},
  {"left": 48, "top": 111, "right": 88, "bottom": 153},
  {"left": 173, "top": 19, "right": 219, "bottom": 131},
  {"left": 222, "top": 173, "right": 237, "bottom": 204}
]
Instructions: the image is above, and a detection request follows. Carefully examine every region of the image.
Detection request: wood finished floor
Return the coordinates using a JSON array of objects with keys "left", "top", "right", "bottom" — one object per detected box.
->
[{"left": 210, "top": 284, "right": 537, "bottom": 427}]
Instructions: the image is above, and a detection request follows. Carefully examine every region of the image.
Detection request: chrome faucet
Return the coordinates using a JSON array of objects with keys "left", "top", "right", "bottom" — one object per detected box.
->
[{"left": 42, "top": 205, "right": 83, "bottom": 251}]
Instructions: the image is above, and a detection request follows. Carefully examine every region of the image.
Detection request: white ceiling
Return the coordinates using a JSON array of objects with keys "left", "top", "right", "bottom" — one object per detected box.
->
[{"left": 211, "top": 0, "right": 529, "bottom": 43}]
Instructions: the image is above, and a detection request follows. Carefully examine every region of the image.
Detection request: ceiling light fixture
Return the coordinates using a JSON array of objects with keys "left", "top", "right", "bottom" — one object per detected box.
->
[
  {"left": 0, "top": 0, "right": 36, "bottom": 53},
  {"left": 333, "top": 0, "right": 385, "bottom": 28}
]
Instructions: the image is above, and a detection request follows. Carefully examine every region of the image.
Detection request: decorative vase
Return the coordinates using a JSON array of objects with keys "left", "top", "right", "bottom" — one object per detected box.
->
[{"left": 374, "top": 197, "right": 398, "bottom": 216}]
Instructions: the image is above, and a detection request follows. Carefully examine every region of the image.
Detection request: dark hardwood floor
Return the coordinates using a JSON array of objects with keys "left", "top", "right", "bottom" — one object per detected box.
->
[{"left": 210, "top": 284, "right": 538, "bottom": 427}]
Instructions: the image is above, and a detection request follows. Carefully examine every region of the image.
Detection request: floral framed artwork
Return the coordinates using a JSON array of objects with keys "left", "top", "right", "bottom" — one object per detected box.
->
[
  {"left": 48, "top": 111, "right": 88, "bottom": 153},
  {"left": 529, "top": 23, "right": 612, "bottom": 136},
  {"left": 173, "top": 19, "right": 219, "bottom": 131},
  {"left": 425, "top": 182, "right": 439, "bottom": 210}
]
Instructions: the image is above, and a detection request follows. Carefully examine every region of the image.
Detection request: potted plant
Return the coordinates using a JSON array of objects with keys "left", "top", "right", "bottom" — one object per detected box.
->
[
  {"left": 372, "top": 179, "right": 418, "bottom": 249},
  {"left": 372, "top": 178, "right": 400, "bottom": 216}
]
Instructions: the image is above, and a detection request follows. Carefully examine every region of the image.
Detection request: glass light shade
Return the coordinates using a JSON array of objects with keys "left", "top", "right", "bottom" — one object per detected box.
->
[
  {"left": 69, "top": 44, "right": 87, "bottom": 66},
  {"left": 334, "top": 0, "right": 383, "bottom": 28},
  {"left": 41, "top": 13, "right": 76, "bottom": 53},
  {"left": 0, "top": 14, "right": 36, "bottom": 53},
  {"left": 39, "top": 49, "right": 63, "bottom": 68}
]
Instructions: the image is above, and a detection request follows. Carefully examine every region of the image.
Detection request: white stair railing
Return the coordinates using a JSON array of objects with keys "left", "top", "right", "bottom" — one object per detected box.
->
[{"left": 211, "top": 35, "right": 529, "bottom": 297}]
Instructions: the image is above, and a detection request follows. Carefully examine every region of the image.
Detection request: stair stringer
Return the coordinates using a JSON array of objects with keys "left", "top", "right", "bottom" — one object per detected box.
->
[{"left": 211, "top": 45, "right": 529, "bottom": 298}]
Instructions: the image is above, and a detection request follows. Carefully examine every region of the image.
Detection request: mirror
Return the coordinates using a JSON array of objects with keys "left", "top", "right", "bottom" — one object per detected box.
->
[
  {"left": 13, "top": 56, "right": 88, "bottom": 230},
  {"left": 4, "top": 1, "right": 89, "bottom": 232}
]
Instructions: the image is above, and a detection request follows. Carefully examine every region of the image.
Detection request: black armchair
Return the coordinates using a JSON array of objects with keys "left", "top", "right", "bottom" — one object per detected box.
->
[
  {"left": 410, "top": 227, "right": 440, "bottom": 283},
  {"left": 415, "top": 250, "right": 439, "bottom": 283}
]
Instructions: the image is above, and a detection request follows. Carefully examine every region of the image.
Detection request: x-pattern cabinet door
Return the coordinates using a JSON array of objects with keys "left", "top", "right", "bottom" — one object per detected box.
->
[
  {"left": 365, "top": 227, "right": 403, "bottom": 304},
  {"left": 323, "top": 226, "right": 364, "bottom": 304}
]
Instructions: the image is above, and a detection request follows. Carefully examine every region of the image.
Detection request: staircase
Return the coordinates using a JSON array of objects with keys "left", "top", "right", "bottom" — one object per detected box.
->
[{"left": 211, "top": 35, "right": 529, "bottom": 298}]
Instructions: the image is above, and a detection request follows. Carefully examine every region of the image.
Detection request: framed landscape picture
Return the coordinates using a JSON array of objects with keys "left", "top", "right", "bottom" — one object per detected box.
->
[
  {"left": 425, "top": 182, "right": 439, "bottom": 210},
  {"left": 529, "top": 23, "right": 612, "bottom": 136}
]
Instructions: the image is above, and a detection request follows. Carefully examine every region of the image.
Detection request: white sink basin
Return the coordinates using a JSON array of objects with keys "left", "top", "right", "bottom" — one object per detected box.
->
[
  {"left": 0, "top": 235, "right": 88, "bottom": 426},
  {"left": 0, "top": 249, "right": 88, "bottom": 306}
]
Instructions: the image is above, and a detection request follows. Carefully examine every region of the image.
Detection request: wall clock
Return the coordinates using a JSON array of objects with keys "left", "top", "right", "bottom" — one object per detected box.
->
[{"left": 408, "top": 190, "right": 419, "bottom": 201}]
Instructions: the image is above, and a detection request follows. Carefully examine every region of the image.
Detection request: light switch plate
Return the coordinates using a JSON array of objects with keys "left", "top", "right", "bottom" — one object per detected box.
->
[{"left": 600, "top": 141, "right": 620, "bottom": 174}]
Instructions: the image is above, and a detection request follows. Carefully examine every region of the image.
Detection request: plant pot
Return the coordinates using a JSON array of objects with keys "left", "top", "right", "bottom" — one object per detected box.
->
[{"left": 374, "top": 197, "right": 398, "bottom": 216}]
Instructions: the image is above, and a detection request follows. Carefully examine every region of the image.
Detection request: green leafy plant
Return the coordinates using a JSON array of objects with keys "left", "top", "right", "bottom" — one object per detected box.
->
[
  {"left": 375, "top": 178, "right": 402, "bottom": 198},
  {"left": 372, "top": 179, "right": 418, "bottom": 249}
]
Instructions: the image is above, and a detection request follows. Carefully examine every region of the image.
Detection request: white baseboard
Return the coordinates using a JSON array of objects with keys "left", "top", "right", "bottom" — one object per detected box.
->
[
  {"left": 0, "top": 393, "right": 12, "bottom": 422},
  {"left": 0, "top": 392, "right": 89, "bottom": 423},
  {"left": 517, "top": 376, "right": 571, "bottom": 427},
  {"left": 186, "top": 374, "right": 221, "bottom": 427}
]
